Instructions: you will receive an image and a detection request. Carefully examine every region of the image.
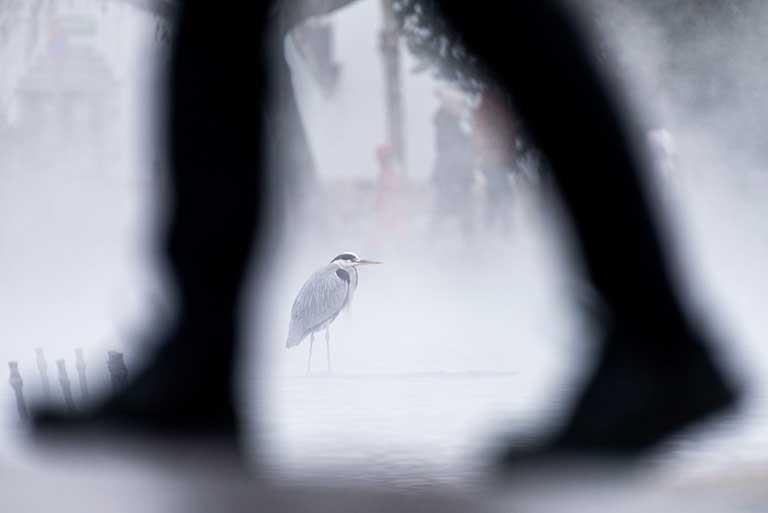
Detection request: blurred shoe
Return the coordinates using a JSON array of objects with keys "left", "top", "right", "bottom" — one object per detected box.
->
[
  {"left": 31, "top": 324, "right": 241, "bottom": 453},
  {"left": 495, "top": 319, "right": 740, "bottom": 470}
]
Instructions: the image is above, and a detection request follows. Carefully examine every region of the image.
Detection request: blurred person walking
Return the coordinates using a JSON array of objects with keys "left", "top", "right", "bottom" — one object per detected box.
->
[
  {"left": 32, "top": 0, "right": 738, "bottom": 474},
  {"left": 371, "top": 144, "right": 406, "bottom": 251},
  {"left": 430, "top": 88, "right": 475, "bottom": 241},
  {"left": 473, "top": 87, "right": 518, "bottom": 236}
]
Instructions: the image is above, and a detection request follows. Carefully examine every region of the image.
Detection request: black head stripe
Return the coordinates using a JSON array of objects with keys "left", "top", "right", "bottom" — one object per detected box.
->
[
  {"left": 336, "top": 268, "right": 350, "bottom": 283},
  {"left": 331, "top": 252, "right": 358, "bottom": 263}
]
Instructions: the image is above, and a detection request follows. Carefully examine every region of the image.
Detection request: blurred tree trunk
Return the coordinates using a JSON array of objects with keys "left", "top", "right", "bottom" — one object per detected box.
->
[{"left": 380, "top": 0, "right": 406, "bottom": 175}]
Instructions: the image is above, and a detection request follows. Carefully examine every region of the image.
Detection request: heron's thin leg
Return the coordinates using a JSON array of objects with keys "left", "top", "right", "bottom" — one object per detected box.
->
[
  {"left": 325, "top": 327, "right": 332, "bottom": 374},
  {"left": 307, "top": 333, "right": 314, "bottom": 375}
]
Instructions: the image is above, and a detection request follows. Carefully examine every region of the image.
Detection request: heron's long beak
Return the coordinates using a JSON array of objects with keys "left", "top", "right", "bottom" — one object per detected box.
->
[{"left": 357, "top": 259, "right": 382, "bottom": 265}]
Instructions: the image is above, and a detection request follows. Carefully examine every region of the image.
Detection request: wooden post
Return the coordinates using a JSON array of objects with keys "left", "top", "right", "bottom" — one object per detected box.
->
[
  {"left": 107, "top": 351, "right": 128, "bottom": 392},
  {"left": 56, "top": 359, "right": 76, "bottom": 412},
  {"left": 379, "top": 0, "right": 406, "bottom": 175},
  {"left": 75, "top": 348, "right": 90, "bottom": 403},
  {"left": 8, "top": 361, "right": 28, "bottom": 422},
  {"left": 35, "top": 347, "right": 51, "bottom": 400}
]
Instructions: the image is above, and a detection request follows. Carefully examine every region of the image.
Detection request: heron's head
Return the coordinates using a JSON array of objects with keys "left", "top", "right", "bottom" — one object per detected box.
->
[{"left": 331, "top": 252, "right": 382, "bottom": 269}]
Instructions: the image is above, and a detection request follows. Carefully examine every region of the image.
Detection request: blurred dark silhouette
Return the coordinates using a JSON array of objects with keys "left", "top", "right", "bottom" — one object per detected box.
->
[
  {"left": 435, "top": 0, "right": 738, "bottom": 461},
  {"left": 34, "top": 0, "right": 738, "bottom": 470},
  {"left": 34, "top": 2, "right": 271, "bottom": 452}
]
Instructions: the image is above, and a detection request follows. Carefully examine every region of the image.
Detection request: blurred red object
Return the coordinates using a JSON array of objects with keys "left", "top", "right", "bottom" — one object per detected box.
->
[{"left": 373, "top": 143, "right": 404, "bottom": 244}]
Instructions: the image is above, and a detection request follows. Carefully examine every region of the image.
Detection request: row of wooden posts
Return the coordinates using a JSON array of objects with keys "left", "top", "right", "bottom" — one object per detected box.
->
[{"left": 7, "top": 348, "right": 129, "bottom": 423}]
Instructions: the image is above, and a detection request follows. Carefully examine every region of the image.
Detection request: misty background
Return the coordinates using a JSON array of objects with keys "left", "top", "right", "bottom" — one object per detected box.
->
[{"left": 1, "top": 0, "right": 768, "bottom": 491}]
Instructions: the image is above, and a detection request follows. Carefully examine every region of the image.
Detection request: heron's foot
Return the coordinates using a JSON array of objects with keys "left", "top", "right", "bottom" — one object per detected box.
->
[{"left": 495, "top": 321, "right": 740, "bottom": 472}]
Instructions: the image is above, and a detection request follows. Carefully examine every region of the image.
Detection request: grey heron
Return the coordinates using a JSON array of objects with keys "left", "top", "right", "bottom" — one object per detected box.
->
[{"left": 286, "top": 252, "right": 381, "bottom": 373}]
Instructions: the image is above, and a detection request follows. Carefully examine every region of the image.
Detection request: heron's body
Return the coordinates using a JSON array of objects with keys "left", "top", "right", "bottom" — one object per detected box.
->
[
  {"left": 286, "top": 264, "right": 356, "bottom": 347},
  {"left": 286, "top": 252, "right": 377, "bottom": 373}
]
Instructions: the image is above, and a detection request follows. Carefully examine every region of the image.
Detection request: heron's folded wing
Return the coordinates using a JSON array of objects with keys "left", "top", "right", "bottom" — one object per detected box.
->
[{"left": 290, "top": 268, "right": 349, "bottom": 337}]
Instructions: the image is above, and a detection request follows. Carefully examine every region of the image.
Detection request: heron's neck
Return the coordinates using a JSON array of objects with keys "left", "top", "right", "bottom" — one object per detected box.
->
[{"left": 334, "top": 263, "right": 358, "bottom": 284}]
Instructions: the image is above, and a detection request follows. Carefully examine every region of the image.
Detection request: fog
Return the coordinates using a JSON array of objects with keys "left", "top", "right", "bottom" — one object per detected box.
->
[
  {"left": 0, "top": 2, "right": 169, "bottom": 453},
  {"left": 250, "top": 0, "right": 768, "bottom": 486},
  {"left": 2, "top": 0, "right": 768, "bottom": 500}
]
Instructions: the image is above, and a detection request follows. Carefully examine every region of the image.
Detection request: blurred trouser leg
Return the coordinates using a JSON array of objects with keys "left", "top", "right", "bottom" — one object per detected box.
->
[
  {"left": 439, "top": 0, "right": 737, "bottom": 455},
  {"left": 34, "top": 1, "right": 272, "bottom": 446}
]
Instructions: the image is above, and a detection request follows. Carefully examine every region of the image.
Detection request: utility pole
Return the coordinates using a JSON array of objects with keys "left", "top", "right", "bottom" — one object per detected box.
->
[
  {"left": 8, "top": 361, "right": 28, "bottom": 422},
  {"left": 57, "top": 359, "right": 76, "bottom": 412},
  {"left": 379, "top": 0, "right": 406, "bottom": 176},
  {"left": 107, "top": 351, "right": 128, "bottom": 392},
  {"left": 75, "top": 348, "right": 90, "bottom": 403},
  {"left": 35, "top": 347, "right": 51, "bottom": 401}
]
